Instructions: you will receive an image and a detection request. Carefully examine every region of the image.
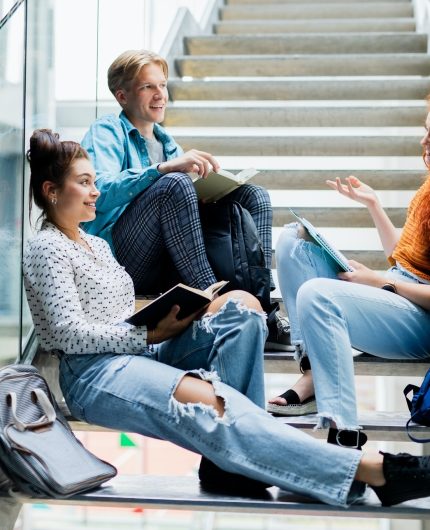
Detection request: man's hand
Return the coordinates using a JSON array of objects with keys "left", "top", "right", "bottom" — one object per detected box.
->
[{"left": 158, "top": 150, "right": 220, "bottom": 179}]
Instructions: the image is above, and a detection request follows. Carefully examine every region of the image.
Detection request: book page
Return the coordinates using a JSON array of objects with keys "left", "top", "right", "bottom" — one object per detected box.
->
[
  {"left": 203, "top": 280, "right": 229, "bottom": 297},
  {"left": 190, "top": 168, "right": 259, "bottom": 202}
]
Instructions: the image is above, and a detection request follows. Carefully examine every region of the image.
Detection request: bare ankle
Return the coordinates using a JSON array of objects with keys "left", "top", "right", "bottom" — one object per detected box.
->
[{"left": 356, "top": 453, "right": 385, "bottom": 486}]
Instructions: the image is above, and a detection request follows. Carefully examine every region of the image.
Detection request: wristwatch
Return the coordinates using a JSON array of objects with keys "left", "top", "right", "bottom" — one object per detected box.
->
[{"left": 381, "top": 282, "right": 397, "bottom": 294}]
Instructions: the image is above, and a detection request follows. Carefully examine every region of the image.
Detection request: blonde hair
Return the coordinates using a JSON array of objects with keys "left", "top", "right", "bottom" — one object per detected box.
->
[{"left": 108, "top": 49, "right": 168, "bottom": 95}]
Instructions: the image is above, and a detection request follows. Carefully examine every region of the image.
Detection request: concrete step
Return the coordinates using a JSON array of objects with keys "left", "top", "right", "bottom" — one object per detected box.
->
[
  {"left": 272, "top": 206, "right": 406, "bottom": 227},
  {"left": 271, "top": 226, "right": 387, "bottom": 268},
  {"left": 279, "top": 412, "right": 428, "bottom": 443},
  {"left": 57, "top": 101, "right": 426, "bottom": 128},
  {"left": 273, "top": 249, "right": 386, "bottom": 269},
  {"left": 273, "top": 225, "right": 382, "bottom": 250},
  {"left": 220, "top": 3, "right": 413, "bottom": 20},
  {"left": 176, "top": 54, "right": 430, "bottom": 77},
  {"left": 11, "top": 474, "right": 430, "bottom": 519},
  {"left": 215, "top": 18, "right": 416, "bottom": 34},
  {"left": 271, "top": 226, "right": 388, "bottom": 268},
  {"left": 168, "top": 78, "right": 430, "bottom": 101},
  {"left": 170, "top": 127, "right": 421, "bottom": 156},
  {"left": 265, "top": 351, "right": 428, "bottom": 376},
  {"left": 165, "top": 103, "right": 426, "bottom": 127},
  {"left": 270, "top": 189, "right": 411, "bottom": 226},
  {"left": 185, "top": 33, "right": 426, "bottom": 55},
  {"left": 241, "top": 169, "right": 424, "bottom": 190}
]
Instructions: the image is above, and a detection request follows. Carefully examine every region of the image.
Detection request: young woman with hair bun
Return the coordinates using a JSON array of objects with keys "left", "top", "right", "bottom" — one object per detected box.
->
[{"left": 22, "top": 128, "right": 430, "bottom": 509}]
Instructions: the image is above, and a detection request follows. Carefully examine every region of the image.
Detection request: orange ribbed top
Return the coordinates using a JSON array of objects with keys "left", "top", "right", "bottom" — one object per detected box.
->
[{"left": 390, "top": 176, "right": 430, "bottom": 282}]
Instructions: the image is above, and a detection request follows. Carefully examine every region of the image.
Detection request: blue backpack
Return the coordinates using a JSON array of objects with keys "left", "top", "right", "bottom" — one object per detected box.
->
[{"left": 404, "top": 371, "right": 430, "bottom": 442}]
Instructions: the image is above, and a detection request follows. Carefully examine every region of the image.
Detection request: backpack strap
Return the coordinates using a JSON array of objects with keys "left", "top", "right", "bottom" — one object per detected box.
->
[
  {"left": 404, "top": 383, "right": 420, "bottom": 412},
  {"left": 406, "top": 416, "right": 430, "bottom": 443}
]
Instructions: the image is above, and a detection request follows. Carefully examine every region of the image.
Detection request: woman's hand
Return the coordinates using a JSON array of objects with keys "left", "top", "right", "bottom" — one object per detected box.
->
[
  {"left": 326, "top": 176, "right": 379, "bottom": 209},
  {"left": 158, "top": 150, "right": 220, "bottom": 179},
  {"left": 338, "top": 260, "right": 385, "bottom": 288},
  {"left": 149, "top": 304, "right": 206, "bottom": 345}
]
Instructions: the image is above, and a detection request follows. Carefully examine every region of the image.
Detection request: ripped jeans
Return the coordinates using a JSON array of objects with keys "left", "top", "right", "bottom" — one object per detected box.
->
[
  {"left": 59, "top": 299, "right": 362, "bottom": 506},
  {"left": 276, "top": 224, "right": 430, "bottom": 429}
]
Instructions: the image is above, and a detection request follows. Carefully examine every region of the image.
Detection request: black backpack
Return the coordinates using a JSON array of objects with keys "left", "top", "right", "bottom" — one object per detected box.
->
[{"left": 199, "top": 201, "right": 272, "bottom": 313}]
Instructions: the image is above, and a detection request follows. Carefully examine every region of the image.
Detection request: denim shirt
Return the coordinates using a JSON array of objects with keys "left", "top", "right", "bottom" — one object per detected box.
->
[{"left": 81, "top": 111, "right": 183, "bottom": 253}]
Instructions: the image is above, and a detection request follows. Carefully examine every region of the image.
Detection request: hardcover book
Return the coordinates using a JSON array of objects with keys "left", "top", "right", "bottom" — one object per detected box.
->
[{"left": 126, "top": 280, "right": 229, "bottom": 328}]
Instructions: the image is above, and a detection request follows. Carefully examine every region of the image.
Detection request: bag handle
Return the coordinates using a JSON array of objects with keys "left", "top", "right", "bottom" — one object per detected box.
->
[
  {"left": 406, "top": 416, "right": 430, "bottom": 443},
  {"left": 7, "top": 389, "right": 56, "bottom": 432},
  {"left": 403, "top": 384, "right": 419, "bottom": 412}
]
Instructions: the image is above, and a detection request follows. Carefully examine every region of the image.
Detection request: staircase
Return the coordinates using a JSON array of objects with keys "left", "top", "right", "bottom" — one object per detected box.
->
[
  {"left": 168, "top": 0, "right": 428, "bottom": 277},
  {"left": 41, "top": 0, "right": 430, "bottom": 524},
  {"left": 167, "top": 0, "right": 430, "bottom": 459}
]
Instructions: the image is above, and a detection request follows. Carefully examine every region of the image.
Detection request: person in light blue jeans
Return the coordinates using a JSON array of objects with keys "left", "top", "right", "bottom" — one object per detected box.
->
[
  {"left": 23, "top": 129, "right": 430, "bottom": 509},
  {"left": 270, "top": 224, "right": 430, "bottom": 430},
  {"left": 269, "top": 107, "right": 430, "bottom": 449}
]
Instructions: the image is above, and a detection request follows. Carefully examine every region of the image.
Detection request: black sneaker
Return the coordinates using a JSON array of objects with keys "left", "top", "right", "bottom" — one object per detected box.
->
[
  {"left": 372, "top": 451, "right": 430, "bottom": 506},
  {"left": 265, "top": 311, "right": 292, "bottom": 352},
  {"left": 198, "top": 457, "right": 271, "bottom": 494}
]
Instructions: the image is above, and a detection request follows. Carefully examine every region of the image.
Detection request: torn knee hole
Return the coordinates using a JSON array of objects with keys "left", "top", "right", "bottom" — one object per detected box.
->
[{"left": 173, "top": 374, "right": 225, "bottom": 417}]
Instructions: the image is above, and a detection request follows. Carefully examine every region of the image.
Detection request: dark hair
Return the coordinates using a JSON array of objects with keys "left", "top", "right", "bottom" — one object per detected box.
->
[{"left": 27, "top": 129, "right": 89, "bottom": 224}]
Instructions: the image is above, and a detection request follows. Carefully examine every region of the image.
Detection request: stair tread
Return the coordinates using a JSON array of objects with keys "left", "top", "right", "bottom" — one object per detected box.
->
[
  {"left": 277, "top": 411, "right": 429, "bottom": 442},
  {"left": 168, "top": 78, "right": 430, "bottom": 100},
  {"left": 265, "top": 351, "right": 429, "bottom": 377},
  {"left": 167, "top": 126, "right": 422, "bottom": 136},
  {"left": 7, "top": 474, "right": 430, "bottom": 518}
]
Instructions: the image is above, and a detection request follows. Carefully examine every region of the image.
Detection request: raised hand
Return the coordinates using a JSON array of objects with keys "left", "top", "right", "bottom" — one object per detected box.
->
[
  {"left": 326, "top": 176, "right": 379, "bottom": 208},
  {"left": 158, "top": 149, "right": 220, "bottom": 179}
]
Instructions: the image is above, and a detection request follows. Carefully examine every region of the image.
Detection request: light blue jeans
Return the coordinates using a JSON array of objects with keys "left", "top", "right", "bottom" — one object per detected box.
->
[
  {"left": 59, "top": 299, "right": 361, "bottom": 506},
  {"left": 276, "top": 224, "right": 430, "bottom": 429}
]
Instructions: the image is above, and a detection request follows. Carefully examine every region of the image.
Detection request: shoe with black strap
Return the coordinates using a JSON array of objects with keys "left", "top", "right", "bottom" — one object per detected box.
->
[
  {"left": 267, "top": 356, "right": 317, "bottom": 416},
  {"left": 327, "top": 427, "right": 368, "bottom": 450},
  {"left": 327, "top": 427, "right": 368, "bottom": 502}
]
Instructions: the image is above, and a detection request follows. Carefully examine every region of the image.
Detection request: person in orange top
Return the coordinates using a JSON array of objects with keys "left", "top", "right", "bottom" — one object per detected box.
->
[{"left": 269, "top": 102, "right": 430, "bottom": 452}]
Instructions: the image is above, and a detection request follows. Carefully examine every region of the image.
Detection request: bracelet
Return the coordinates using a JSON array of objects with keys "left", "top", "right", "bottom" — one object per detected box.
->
[{"left": 381, "top": 281, "right": 397, "bottom": 294}]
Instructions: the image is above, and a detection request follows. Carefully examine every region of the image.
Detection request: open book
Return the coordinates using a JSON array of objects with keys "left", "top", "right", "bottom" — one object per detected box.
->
[
  {"left": 289, "top": 209, "right": 354, "bottom": 273},
  {"left": 126, "top": 280, "right": 228, "bottom": 328},
  {"left": 190, "top": 167, "right": 259, "bottom": 202}
]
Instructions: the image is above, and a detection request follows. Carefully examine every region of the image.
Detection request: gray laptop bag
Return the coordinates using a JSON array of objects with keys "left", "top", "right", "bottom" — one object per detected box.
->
[{"left": 0, "top": 364, "right": 116, "bottom": 498}]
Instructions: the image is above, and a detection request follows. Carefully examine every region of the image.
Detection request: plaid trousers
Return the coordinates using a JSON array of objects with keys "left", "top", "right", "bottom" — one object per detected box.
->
[{"left": 113, "top": 172, "right": 272, "bottom": 294}]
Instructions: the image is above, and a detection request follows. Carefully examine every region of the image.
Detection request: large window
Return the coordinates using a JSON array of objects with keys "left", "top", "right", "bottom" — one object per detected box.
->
[
  {"left": 0, "top": 0, "right": 214, "bottom": 363},
  {"left": 0, "top": 0, "right": 25, "bottom": 366}
]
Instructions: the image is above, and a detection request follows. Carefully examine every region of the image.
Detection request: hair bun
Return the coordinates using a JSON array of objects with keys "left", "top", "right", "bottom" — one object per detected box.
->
[{"left": 26, "top": 129, "right": 61, "bottom": 167}]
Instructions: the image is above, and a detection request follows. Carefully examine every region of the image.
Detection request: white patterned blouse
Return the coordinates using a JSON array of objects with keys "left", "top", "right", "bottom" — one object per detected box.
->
[{"left": 23, "top": 222, "right": 148, "bottom": 355}]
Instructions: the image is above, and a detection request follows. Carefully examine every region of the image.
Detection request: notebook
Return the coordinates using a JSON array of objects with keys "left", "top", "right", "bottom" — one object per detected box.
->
[{"left": 289, "top": 209, "right": 354, "bottom": 273}]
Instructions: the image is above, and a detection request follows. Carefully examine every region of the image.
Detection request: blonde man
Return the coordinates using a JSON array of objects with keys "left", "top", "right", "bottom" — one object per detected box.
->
[{"left": 81, "top": 49, "right": 289, "bottom": 349}]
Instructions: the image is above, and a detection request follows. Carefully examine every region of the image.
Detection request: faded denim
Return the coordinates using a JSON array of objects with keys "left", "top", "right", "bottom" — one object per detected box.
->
[
  {"left": 276, "top": 224, "right": 430, "bottom": 429},
  {"left": 59, "top": 299, "right": 361, "bottom": 507}
]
